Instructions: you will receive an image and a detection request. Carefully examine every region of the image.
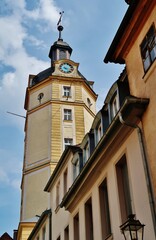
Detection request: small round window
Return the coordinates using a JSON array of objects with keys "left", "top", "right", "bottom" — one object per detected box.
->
[{"left": 37, "top": 93, "right": 44, "bottom": 103}]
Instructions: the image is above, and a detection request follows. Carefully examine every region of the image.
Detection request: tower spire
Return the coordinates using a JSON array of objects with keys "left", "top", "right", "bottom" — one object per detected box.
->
[
  {"left": 57, "top": 11, "right": 64, "bottom": 41},
  {"left": 49, "top": 11, "right": 72, "bottom": 64}
]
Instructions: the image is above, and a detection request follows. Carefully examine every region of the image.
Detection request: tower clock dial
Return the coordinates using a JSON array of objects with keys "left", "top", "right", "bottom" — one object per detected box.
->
[{"left": 59, "top": 63, "right": 74, "bottom": 73}]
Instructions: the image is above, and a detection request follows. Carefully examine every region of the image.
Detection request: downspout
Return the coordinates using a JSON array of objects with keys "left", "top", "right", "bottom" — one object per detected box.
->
[
  {"left": 119, "top": 112, "right": 156, "bottom": 236},
  {"left": 49, "top": 210, "right": 52, "bottom": 240}
]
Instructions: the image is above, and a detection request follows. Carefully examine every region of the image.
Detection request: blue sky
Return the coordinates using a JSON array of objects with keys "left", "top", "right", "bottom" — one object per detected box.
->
[{"left": 0, "top": 0, "right": 128, "bottom": 237}]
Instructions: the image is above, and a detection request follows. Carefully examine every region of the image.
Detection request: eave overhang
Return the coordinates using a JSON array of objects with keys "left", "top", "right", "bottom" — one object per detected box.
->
[
  {"left": 60, "top": 96, "right": 149, "bottom": 210},
  {"left": 104, "top": 0, "right": 154, "bottom": 64}
]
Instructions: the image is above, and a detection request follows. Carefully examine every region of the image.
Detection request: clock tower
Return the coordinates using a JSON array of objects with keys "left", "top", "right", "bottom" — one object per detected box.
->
[{"left": 20, "top": 18, "right": 97, "bottom": 229}]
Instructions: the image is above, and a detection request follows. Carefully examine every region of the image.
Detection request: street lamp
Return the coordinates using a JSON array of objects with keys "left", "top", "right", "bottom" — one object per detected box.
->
[{"left": 120, "top": 214, "right": 145, "bottom": 240}]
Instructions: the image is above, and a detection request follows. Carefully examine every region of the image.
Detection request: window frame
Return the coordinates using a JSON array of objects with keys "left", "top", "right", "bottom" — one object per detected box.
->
[
  {"left": 74, "top": 213, "right": 80, "bottom": 240},
  {"left": 64, "top": 138, "right": 73, "bottom": 149},
  {"left": 63, "top": 86, "right": 71, "bottom": 98},
  {"left": 140, "top": 23, "right": 156, "bottom": 73},
  {"left": 116, "top": 155, "right": 132, "bottom": 223},
  {"left": 64, "top": 109, "right": 72, "bottom": 121},
  {"left": 99, "top": 178, "right": 112, "bottom": 239},
  {"left": 85, "top": 198, "right": 94, "bottom": 240}
]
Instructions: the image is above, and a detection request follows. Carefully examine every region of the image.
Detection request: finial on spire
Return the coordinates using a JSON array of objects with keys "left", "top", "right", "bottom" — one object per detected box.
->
[
  {"left": 57, "top": 11, "right": 64, "bottom": 41},
  {"left": 57, "top": 11, "right": 64, "bottom": 26}
]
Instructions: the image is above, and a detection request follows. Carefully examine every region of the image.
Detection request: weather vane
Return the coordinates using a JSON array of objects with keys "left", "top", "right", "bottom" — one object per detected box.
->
[
  {"left": 57, "top": 11, "right": 64, "bottom": 26},
  {"left": 57, "top": 11, "right": 64, "bottom": 40}
]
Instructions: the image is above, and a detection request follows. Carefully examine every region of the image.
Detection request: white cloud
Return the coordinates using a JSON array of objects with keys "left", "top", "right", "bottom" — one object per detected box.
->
[
  {"left": 0, "top": 149, "right": 22, "bottom": 190},
  {"left": 0, "top": 0, "right": 60, "bottom": 129}
]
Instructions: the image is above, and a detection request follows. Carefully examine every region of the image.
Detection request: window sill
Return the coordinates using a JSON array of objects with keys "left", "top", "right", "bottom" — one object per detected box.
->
[
  {"left": 142, "top": 58, "right": 156, "bottom": 82},
  {"left": 63, "top": 120, "right": 72, "bottom": 123},
  {"left": 62, "top": 96, "right": 71, "bottom": 99}
]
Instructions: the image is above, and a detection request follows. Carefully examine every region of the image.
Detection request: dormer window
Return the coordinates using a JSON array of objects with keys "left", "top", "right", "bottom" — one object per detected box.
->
[
  {"left": 110, "top": 92, "right": 119, "bottom": 119},
  {"left": 97, "top": 123, "right": 102, "bottom": 143},
  {"left": 84, "top": 142, "right": 89, "bottom": 164},
  {"left": 140, "top": 24, "right": 156, "bottom": 72},
  {"left": 73, "top": 158, "right": 80, "bottom": 181}
]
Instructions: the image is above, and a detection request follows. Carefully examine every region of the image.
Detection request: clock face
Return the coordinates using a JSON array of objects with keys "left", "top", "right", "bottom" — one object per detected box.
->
[{"left": 59, "top": 63, "right": 74, "bottom": 73}]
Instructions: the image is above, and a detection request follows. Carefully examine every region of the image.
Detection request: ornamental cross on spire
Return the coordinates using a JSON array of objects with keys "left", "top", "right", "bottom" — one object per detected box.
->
[
  {"left": 57, "top": 11, "right": 64, "bottom": 26},
  {"left": 57, "top": 11, "right": 64, "bottom": 40}
]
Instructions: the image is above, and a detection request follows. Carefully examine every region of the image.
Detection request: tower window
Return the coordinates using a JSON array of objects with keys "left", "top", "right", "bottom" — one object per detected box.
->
[
  {"left": 37, "top": 93, "right": 44, "bottom": 104},
  {"left": 63, "top": 86, "right": 71, "bottom": 97},
  {"left": 140, "top": 24, "right": 156, "bottom": 72},
  {"left": 64, "top": 138, "right": 73, "bottom": 148},
  {"left": 59, "top": 49, "right": 66, "bottom": 59},
  {"left": 64, "top": 109, "right": 72, "bottom": 121}
]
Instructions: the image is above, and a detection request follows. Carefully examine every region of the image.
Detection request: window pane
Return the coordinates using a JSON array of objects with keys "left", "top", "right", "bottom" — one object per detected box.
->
[
  {"left": 64, "top": 138, "right": 73, "bottom": 148},
  {"left": 85, "top": 198, "right": 94, "bottom": 240},
  {"left": 59, "top": 50, "right": 66, "bottom": 59},
  {"left": 141, "top": 24, "right": 156, "bottom": 71},
  {"left": 116, "top": 155, "right": 132, "bottom": 223},
  {"left": 99, "top": 179, "right": 111, "bottom": 239},
  {"left": 63, "top": 86, "right": 71, "bottom": 97},
  {"left": 74, "top": 214, "right": 80, "bottom": 240},
  {"left": 64, "top": 109, "right": 72, "bottom": 120}
]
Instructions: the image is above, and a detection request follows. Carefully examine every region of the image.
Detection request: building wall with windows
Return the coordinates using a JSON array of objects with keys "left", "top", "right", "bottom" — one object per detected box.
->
[
  {"left": 42, "top": 67, "right": 155, "bottom": 239},
  {"left": 125, "top": 6, "right": 156, "bottom": 198},
  {"left": 104, "top": 0, "right": 156, "bottom": 214}
]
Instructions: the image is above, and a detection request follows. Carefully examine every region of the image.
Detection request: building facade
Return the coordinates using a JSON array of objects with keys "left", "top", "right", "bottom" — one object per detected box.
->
[
  {"left": 17, "top": 22, "right": 97, "bottom": 240},
  {"left": 17, "top": 0, "right": 156, "bottom": 239}
]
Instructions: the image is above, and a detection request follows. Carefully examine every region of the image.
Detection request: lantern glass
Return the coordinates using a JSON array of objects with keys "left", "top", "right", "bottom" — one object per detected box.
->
[{"left": 120, "top": 215, "right": 145, "bottom": 240}]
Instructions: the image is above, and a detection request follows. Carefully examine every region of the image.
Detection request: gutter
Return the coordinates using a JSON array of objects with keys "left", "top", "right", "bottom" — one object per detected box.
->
[{"left": 119, "top": 113, "right": 156, "bottom": 237}]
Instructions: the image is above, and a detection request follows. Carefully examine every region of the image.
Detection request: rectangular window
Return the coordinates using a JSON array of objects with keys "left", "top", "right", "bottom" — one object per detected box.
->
[
  {"left": 140, "top": 24, "right": 156, "bottom": 72},
  {"left": 64, "top": 138, "right": 73, "bottom": 149},
  {"left": 59, "top": 49, "right": 66, "bottom": 59},
  {"left": 63, "top": 86, "right": 71, "bottom": 97},
  {"left": 116, "top": 155, "right": 132, "bottom": 223},
  {"left": 42, "top": 227, "right": 46, "bottom": 240},
  {"left": 85, "top": 198, "right": 94, "bottom": 240},
  {"left": 64, "top": 169, "right": 68, "bottom": 195},
  {"left": 99, "top": 179, "right": 111, "bottom": 239},
  {"left": 56, "top": 181, "right": 60, "bottom": 207},
  {"left": 110, "top": 92, "right": 119, "bottom": 119},
  {"left": 64, "top": 109, "right": 72, "bottom": 121},
  {"left": 74, "top": 213, "right": 80, "bottom": 240},
  {"left": 64, "top": 226, "right": 69, "bottom": 240}
]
